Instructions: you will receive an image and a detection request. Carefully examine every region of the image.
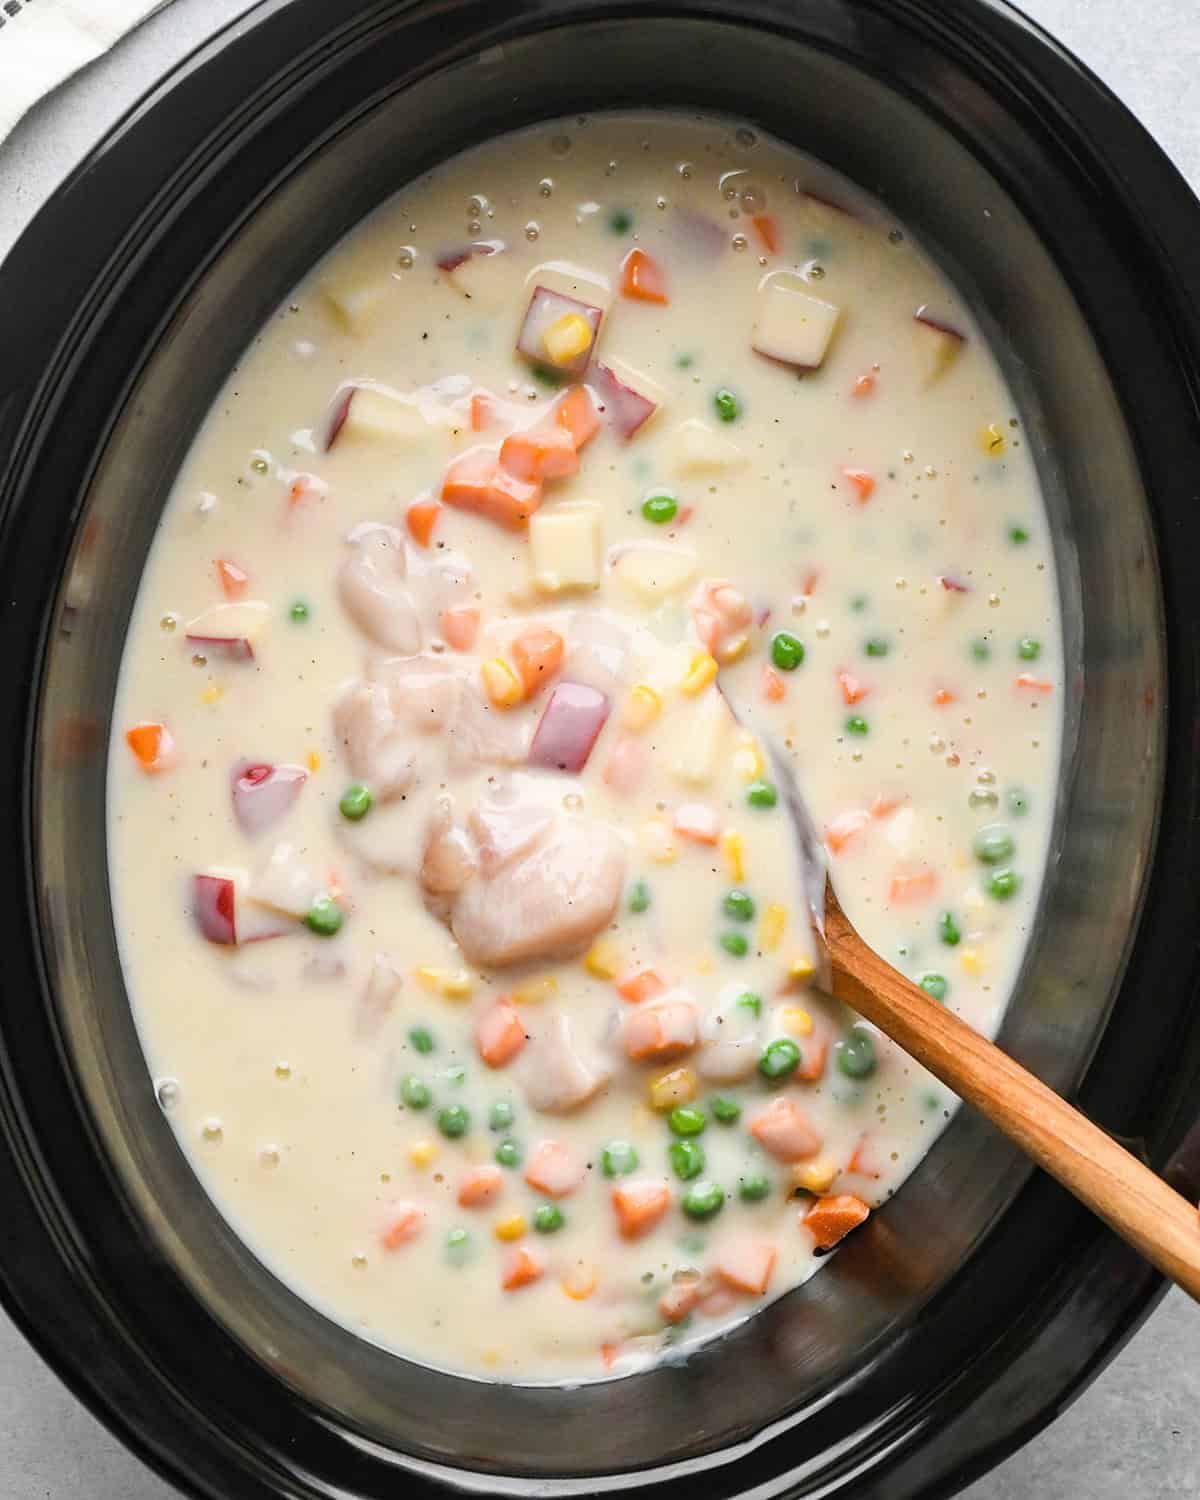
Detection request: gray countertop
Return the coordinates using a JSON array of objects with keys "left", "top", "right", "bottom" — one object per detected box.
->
[{"left": 1, "top": 1, "right": 1197, "bottom": 1495}]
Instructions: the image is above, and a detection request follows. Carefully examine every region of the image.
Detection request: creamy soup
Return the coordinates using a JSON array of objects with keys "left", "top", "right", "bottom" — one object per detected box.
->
[{"left": 109, "top": 113, "right": 1060, "bottom": 1381}]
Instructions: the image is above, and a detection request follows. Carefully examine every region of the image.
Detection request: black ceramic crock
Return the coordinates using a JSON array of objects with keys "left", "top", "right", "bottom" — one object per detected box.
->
[{"left": 2, "top": 2, "right": 1200, "bottom": 1496}]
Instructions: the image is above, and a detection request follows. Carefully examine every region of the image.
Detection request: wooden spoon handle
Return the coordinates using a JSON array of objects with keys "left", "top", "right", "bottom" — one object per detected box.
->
[{"left": 825, "top": 902, "right": 1200, "bottom": 1298}]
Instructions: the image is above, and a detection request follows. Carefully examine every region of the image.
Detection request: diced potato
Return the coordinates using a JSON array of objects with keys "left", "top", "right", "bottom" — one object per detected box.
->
[
  {"left": 529, "top": 501, "right": 602, "bottom": 594},
  {"left": 670, "top": 419, "right": 744, "bottom": 475},
  {"left": 319, "top": 274, "right": 392, "bottom": 336},
  {"left": 913, "top": 309, "right": 966, "bottom": 386},
  {"left": 666, "top": 686, "right": 732, "bottom": 785},
  {"left": 337, "top": 386, "right": 454, "bottom": 449},
  {"left": 752, "top": 272, "right": 841, "bottom": 369},
  {"left": 612, "top": 543, "right": 698, "bottom": 603},
  {"left": 884, "top": 806, "right": 917, "bottom": 852},
  {"left": 524, "top": 259, "right": 613, "bottom": 313}
]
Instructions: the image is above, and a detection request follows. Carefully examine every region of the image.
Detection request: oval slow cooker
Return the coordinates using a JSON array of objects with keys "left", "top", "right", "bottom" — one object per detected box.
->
[{"left": 3, "top": 2, "right": 1200, "bottom": 1497}]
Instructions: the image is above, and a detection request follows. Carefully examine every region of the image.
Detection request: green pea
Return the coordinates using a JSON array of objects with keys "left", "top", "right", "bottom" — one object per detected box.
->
[
  {"left": 668, "top": 1106, "right": 706, "bottom": 1137},
  {"left": 747, "top": 778, "right": 778, "bottom": 809},
  {"left": 850, "top": 594, "right": 869, "bottom": 613},
  {"left": 601, "top": 1139, "right": 640, "bottom": 1177},
  {"left": 682, "top": 1181, "right": 725, "bottom": 1219},
  {"left": 988, "top": 868, "right": 1022, "bottom": 901},
  {"left": 1017, "top": 636, "right": 1041, "bottom": 661},
  {"left": 711, "top": 1096, "right": 742, "bottom": 1124},
  {"left": 720, "top": 931, "right": 749, "bottom": 958},
  {"left": 738, "top": 1173, "right": 770, "bottom": 1202},
  {"left": 737, "top": 991, "right": 762, "bottom": 1018},
  {"left": 845, "top": 715, "right": 869, "bottom": 736},
  {"left": 1009, "top": 524, "right": 1030, "bottom": 544},
  {"left": 400, "top": 1074, "right": 431, "bottom": 1110},
  {"left": 289, "top": 599, "right": 310, "bottom": 623},
  {"left": 759, "top": 1037, "right": 801, "bottom": 1081},
  {"left": 973, "top": 824, "right": 1015, "bottom": 864},
  {"left": 531, "top": 365, "right": 563, "bottom": 389},
  {"left": 437, "top": 1104, "right": 470, "bottom": 1139},
  {"left": 938, "top": 910, "right": 961, "bottom": 946},
  {"left": 533, "top": 1203, "right": 565, "bottom": 1234},
  {"left": 771, "top": 631, "right": 805, "bottom": 671},
  {"left": 641, "top": 492, "right": 678, "bottom": 525},
  {"left": 714, "top": 387, "right": 740, "bottom": 423},
  {"left": 970, "top": 637, "right": 991, "bottom": 662},
  {"left": 609, "top": 208, "right": 633, "bottom": 235},
  {"left": 669, "top": 1139, "right": 706, "bottom": 1181},
  {"left": 494, "top": 1138, "right": 522, "bottom": 1168},
  {"left": 408, "top": 1026, "right": 435, "bottom": 1054},
  {"left": 446, "top": 1227, "right": 472, "bottom": 1264},
  {"left": 628, "top": 879, "right": 652, "bottom": 914},
  {"left": 723, "top": 889, "right": 755, "bottom": 922},
  {"left": 864, "top": 638, "right": 889, "bottom": 658},
  {"left": 489, "top": 1100, "right": 515, "bottom": 1131},
  {"left": 836, "top": 1028, "right": 877, "bottom": 1079},
  {"left": 304, "top": 896, "right": 343, "bottom": 937},
  {"left": 339, "top": 783, "right": 372, "bottom": 821},
  {"left": 920, "top": 973, "right": 948, "bottom": 1002},
  {"left": 1007, "top": 787, "right": 1030, "bottom": 817},
  {"left": 675, "top": 352, "right": 695, "bottom": 369}
]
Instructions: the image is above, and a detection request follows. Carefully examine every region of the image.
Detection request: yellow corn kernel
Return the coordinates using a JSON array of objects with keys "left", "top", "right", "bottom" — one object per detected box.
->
[
  {"left": 623, "top": 683, "right": 662, "bottom": 732},
  {"left": 511, "top": 974, "right": 559, "bottom": 1006},
  {"left": 482, "top": 1350, "right": 501, "bottom": 1369},
  {"left": 978, "top": 422, "right": 1006, "bottom": 457},
  {"left": 960, "top": 945, "right": 985, "bottom": 976},
  {"left": 679, "top": 651, "right": 718, "bottom": 696},
  {"left": 785, "top": 953, "right": 816, "bottom": 987},
  {"left": 409, "top": 1139, "right": 438, "bottom": 1168},
  {"left": 542, "top": 312, "right": 593, "bottom": 365},
  {"left": 781, "top": 1005, "right": 814, "bottom": 1038},
  {"left": 759, "top": 902, "right": 786, "bottom": 952},
  {"left": 584, "top": 939, "right": 622, "bottom": 980},
  {"left": 791, "top": 1158, "right": 837, "bottom": 1195},
  {"left": 721, "top": 829, "right": 745, "bottom": 883},
  {"left": 695, "top": 955, "right": 714, "bottom": 976},
  {"left": 481, "top": 657, "right": 523, "bottom": 709},
  {"left": 414, "top": 966, "right": 475, "bottom": 999},
  {"left": 560, "top": 1262, "right": 600, "bottom": 1301},
  {"left": 494, "top": 1213, "right": 527, "bottom": 1242},
  {"left": 649, "top": 1066, "right": 698, "bottom": 1112},
  {"left": 638, "top": 816, "right": 677, "bottom": 864},
  {"left": 732, "top": 743, "right": 763, "bottom": 779},
  {"left": 306, "top": 749, "right": 322, "bottom": 772},
  {"left": 718, "top": 632, "right": 751, "bottom": 665},
  {"left": 200, "top": 680, "right": 223, "bottom": 705}
]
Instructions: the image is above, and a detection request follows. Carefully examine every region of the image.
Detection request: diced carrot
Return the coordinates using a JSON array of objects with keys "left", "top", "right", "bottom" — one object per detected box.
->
[
  {"left": 500, "top": 421, "right": 580, "bottom": 482},
  {"left": 699, "top": 1286, "right": 737, "bottom": 1318},
  {"left": 458, "top": 1165, "right": 505, "bottom": 1208},
  {"left": 795, "top": 1030, "right": 830, "bottom": 1083},
  {"left": 713, "top": 1240, "right": 777, "bottom": 1296},
  {"left": 600, "top": 1341, "right": 621, "bottom": 1368},
  {"left": 750, "top": 1097, "right": 823, "bottom": 1162},
  {"left": 442, "top": 449, "right": 543, "bottom": 530},
  {"left": 658, "top": 1277, "right": 708, "bottom": 1323},
  {"left": 689, "top": 580, "right": 753, "bottom": 661},
  {"left": 825, "top": 808, "right": 871, "bottom": 854},
  {"left": 869, "top": 793, "right": 903, "bottom": 819},
  {"left": 475, "top": 999, "right": 527, "bottom": 1069},
  {"left": 406, "top": 497, "right": 442, "bottom": 547},
  {"left": 750, "top": 213, "right": 781, "bottom": 254},
  {"left": 616, "top": 969, "right": 667, "bottom": 1004},
  {"left": 801, "top": 568, "right": 821, "bottom": 597},
  {"left": 470, "top": 390, "right": 496, "bottom": 432},
  {"left": 215, "top": 558, "right": 249, "bottom": 599},
  {"left": 674, "top": 802, "right": 720, "bottom": 845},
  {"left": 803, "top": 1193, "right": 870, "bottom": 1251},
  {"left": 837, "top": 670, "right": 869, "bottom": 705},
  {"left": 441, "top": 606, "right": 481, "bottom": 652},
  {"left": 888, "top": 866, "right": 939, "bottom": 904},
  {"left": 620, "top": 247, "right": 669, "bottom": 305},
  {"left": 288, "top": 474, "right": 326, "bottom": 508},
  {"left": 933, "top": 686, "right": 956, "bottom": 706},
  {"left": 624, "top": 997, "right": 699, "bottom": 1061},
  {"left": 525, "top": 1139, "right": 583, "bottom": 1198},
  {"left": 852, "top": 371, "right": 877, "bottom": 398},
  {"left": 843, "top": 467, "right": 876, "bottom": 503},
  {"left": 511, "top": 626, "right": 565, "bottom": 697},
  {"left": 502, "top": 1244, "right": 544, "bottom": 1291},
  {"left": 380, "top": 1202, "right": 425, "bottom": 1250},
  {"left": 763, "top": 666, "right": 786, "bottom": 703},
  {"left": 611, "top": 1181, "right": 671, "bottom": 1239},
  {"left": 603, "top": 733, "right": 648, "bottom": 795},
  {"left": 125, "top": 721, "right": 175, "bottom": 773},
  {"left": 847, "top": 1134, "right": 882, "bottom": 1179},
  {"left": 555, "top": 385, "right": 601, "bottom": 449},
  {"left": 677, "top": 504, "right": 695, "bottom": 526},
  {"left": 1015, "top": 673, "right": 1053, "bottom": 693}
]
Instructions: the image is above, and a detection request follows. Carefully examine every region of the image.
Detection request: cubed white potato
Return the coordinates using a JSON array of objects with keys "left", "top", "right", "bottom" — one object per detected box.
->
[
  {"left": 437, "top": 241, "right": 506, "bottom": 310},
  {"left": 530, "top": 501, "right": 603, "bottom": 594},
  {"left": 524, "top": 258, "right": 613, "bottom": 313},
  {"left": 884, "top": 806, "right": 917, "bottom": 853},
  {"left": 593, "top": 358, "right": 663, "bottom": 440},
  {"left": 666, "top": 685, "right": 732, "bottom": 785},
  {"left": 752, "top": 271, "right": 841, "bottom": 369},
  {"left": 611, "top": 543, "right": 698, "bottom": 604},
  {"left": 250, "top": 841, "right": 327, "bottom": 919},
  {"left": 319, "top": 274, "right": 392, "bottom": 336},
  {"left": 517, "top": 287, "right": 603, "bottom": 374},
  {"left": 185, "top": 600, "right": 269, "bottom": 660},
  {"left": 336, "top": 385, "right": 452, "bottom": 448},
  {"left": 913, "top": 309, "right": 966, "bottom": 386},
  {"left": 670, "top": 419, "right": 744, "bottom": 475}
]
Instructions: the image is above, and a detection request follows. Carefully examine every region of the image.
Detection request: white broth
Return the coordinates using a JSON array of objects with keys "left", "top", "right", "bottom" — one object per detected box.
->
[{"left": 108, "top": 112, "right": 1061, "bottom": 1381}]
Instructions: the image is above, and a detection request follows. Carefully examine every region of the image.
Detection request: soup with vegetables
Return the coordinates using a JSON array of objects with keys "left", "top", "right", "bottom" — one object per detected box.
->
[{"left": 109, "top": 113, "right": 1060, "bottom": 1380}]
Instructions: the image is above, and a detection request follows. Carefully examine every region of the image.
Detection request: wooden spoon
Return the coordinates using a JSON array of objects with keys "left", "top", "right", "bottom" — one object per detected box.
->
[{"left": 773, "top": 751, "right": 1200, "bottom": 1298}]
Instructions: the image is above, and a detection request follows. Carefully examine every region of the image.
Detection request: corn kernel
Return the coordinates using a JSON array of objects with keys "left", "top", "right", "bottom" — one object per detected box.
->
[
  {"left": 542, "top": 312, "right": 593, "bottom": 365},
  {"left": 306, "top": 749, "right": 321, "bottom": 772},
  {"left": 679, "top": 651, "right": 718, "bottom": 696},
  {"left": 560, "top": 1262, "right": 600, "bottom": 1300},
  {"left": 785, "top": 954, "right": 816, "bottom": 987},
  {"left": 732, "top": 743, "right": 764, "bottom": 779},
  {"left": 481, "top": 657, "right": 523, "bottom": 708},
  {"left": 624, "top": 683, "right": 662, "bottom": 732},
  {"left": 960, "top": 946, "right": 985, "bottom": 976},
  {"left": 781, "top": 1005, "right": 814, "bottom": 1037},
  {"left": 759, "top": 902, "right": 786, "bottom": 952},
  {"left": 791, "top": 1159, "right": 837, "bottom": 1195},
  {"left": 409, "top": 1140, "right": 438, "bottom": 1168},
  {"left": 718, "top": 632, "right": 751, "bottom": 665},
  {"left": 494, "top": 1213, "right": 528, "bottom": 1242},
  {"left": 584, "top": 939, "right": 621, "bottom": 980},
  {"left": 414, "top": 966, "right": 475, "bottom": 999},
  {"left": 511, "top": 975, "right": 559, "bottom": 1006},
  {"left": 721, "top": 829, "right": 745, "bottom": 882},
  {"left": 200, "top": 680, "right": 224, "bottom": 705},
  {"left": 649, "top": 1066, "right": 698, "bottom": 1111},
  {"left": 482, "top": 1350, "right": 501, "bottom": 1368},
  {"left": 978, "top": 422, "right": 1006, "bottom": 457},
  {"left": 639, "top": 816, "right": 677, "bottom": 864},
  {"left": 695, "top": 955, "right": 714, "bottom": 976}
]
